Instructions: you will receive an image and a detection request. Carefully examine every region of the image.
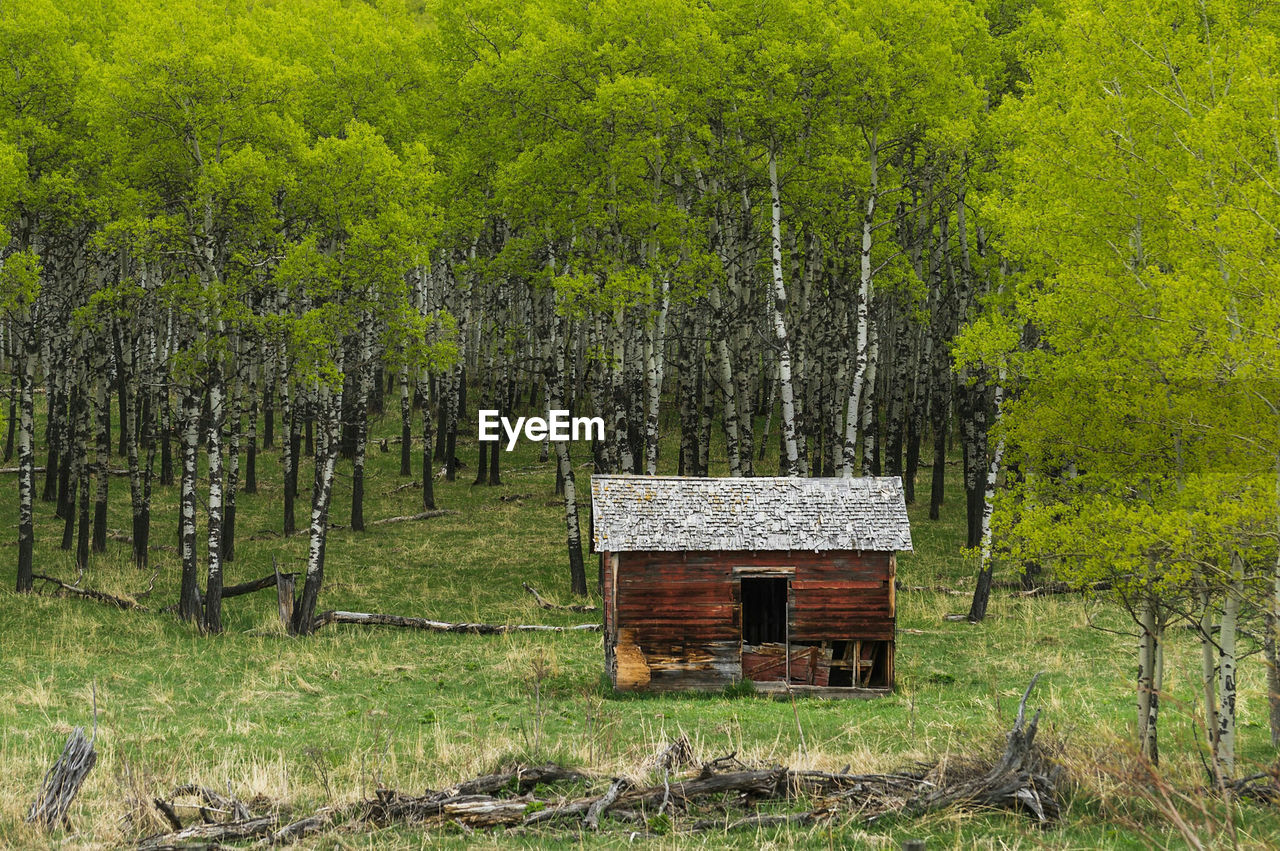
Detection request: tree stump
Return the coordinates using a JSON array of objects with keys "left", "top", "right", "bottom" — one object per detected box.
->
[{"left": 27, "top": 726, "right": 97, "bottom": 829}]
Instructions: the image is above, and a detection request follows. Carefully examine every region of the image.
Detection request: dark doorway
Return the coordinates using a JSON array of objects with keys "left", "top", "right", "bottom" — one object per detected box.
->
[{"left": 741, "top": 577, "right": 788, "bottom": 645}]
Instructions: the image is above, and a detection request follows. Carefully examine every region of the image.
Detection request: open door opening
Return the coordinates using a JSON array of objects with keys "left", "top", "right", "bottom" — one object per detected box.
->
[{"left": 740, "top": 577, "right": 788, "bottom": 645}]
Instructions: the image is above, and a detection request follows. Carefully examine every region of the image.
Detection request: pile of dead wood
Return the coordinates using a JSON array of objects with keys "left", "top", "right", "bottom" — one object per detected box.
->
[{"left": 136, "top": 677, "right": 1063, "bottom": 847}]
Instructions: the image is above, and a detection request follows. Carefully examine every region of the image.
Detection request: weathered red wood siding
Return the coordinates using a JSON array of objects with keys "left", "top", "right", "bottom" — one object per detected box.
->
[
  {"left": 606, "top": 550, "right": 895, "bottom": 693},
  {"left": 789, "top": 551, "right": 894, "bottom": 642}
]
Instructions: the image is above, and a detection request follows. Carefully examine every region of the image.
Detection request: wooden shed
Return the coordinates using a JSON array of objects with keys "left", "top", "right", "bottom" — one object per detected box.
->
[{"left": 591, "top": 475, "right": 912, "bottom": 697}]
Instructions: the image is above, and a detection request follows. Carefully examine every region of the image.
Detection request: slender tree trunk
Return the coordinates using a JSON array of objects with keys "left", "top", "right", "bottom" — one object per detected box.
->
[
  {"left": 292, "top": 380, "right": 341, "bottom": 636},
  {"left": 159, "top": 384, "right": 174, "bottom": 487},
  {"left": 75, "top": 439, "right": 89, "bottom": 573},
  {"left": 707, "top": 286, "right": 742, "bottom": 477},
  {"left": 419, "top": 371, "right": 436, "bottom": 510},
  {"left": 547, "top": 317, "right": 586, "bottom": 596},
  {"left": 1136, "top": 593, "right": 1163, "bottom": 764},
  {"left": 4, "top": 375, "right": 16, "bottom": 463},
  {"left": 42, "top": 380, "right": 61, "bottom": 503},
  {"left": 644, "top": 279, "right": 669, "bottom": 476},
  {"left": 445, "top": 366, "right": 461, "bottom": 481},
  {"left": 859, "top": 317, "right": 880, "bottom": 477},
  {"left": 224, "top": 364, "right": 242, "bottom": 563},
  {"left": 262, "top": 359, "right": 275, "bottom": 449},
  {"left": 767, "top": 149, "right": 799, "bottom": 475},
  {"left": 203, "top": 366, "right": 226, "bottom": 635},
  {"left": 16, "top": 343, "right": 36, "bottom": 592},
  {"left": 1216, "top": 551, "right": 1243, "bottom": 781},
  {"left": 179, "top": 387, "right": 202, "bottom": 623},
  {"left": 399, "top": 365, "right": 412, "bottom": 477},
  {"left": 284, "top": 376, "right": 300, "bottom": 536},
  {"left": 246, "top": 363, "right": 258, "bottom": 494},
  {"left": 967, "top": 368, "right": 1005, "bottom": 623},
  {"left": 1199, "top": 577, "right": 1219, "bottom": 765},
  {"left": 125, "top": 352, "right": 146, "bottom": 569},
  {"left": 350, "top": 327, "right": 372, "bottom": 531},
  {"left": 91, "top": 377, "right": 109, "bottom": 554},
  {"left": 844, "top": 138, "right": 879, "bottom": 476}
]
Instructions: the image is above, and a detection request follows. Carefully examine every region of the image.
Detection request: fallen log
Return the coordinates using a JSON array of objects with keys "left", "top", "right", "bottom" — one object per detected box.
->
[
  {"left": 313, "top": 610, "right": 602, "bottom": 634},
  {"left": 221, "top": 573, "right": 297, "bottom": 599},
  {"left": 32, "top": 573, "right": 144, "bottom": 610},
  {"left": 137, "top": 814, "right": 281, "bottom": 850},
  {"left": 522, "top": 582, "right": 599, "bottom": 614},
  {"left": 368, "top": 509, "right": 458, "bottom": 526},
  {"left": 1013, "top": 581, "right": 1112, "bottom": 598},
  {"left": 894, "top": 581, "right": 965, "bottom": 596},
  {"left": 450, "top": 763, "right": 588, "bottom": 796}
]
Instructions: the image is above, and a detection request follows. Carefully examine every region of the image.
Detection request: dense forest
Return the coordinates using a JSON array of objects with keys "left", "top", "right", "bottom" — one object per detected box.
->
[{"left": 3, "top": 0, "right": 1280, "bottom": 805}]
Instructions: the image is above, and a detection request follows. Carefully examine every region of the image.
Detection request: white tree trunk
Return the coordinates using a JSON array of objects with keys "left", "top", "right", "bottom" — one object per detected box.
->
[
  {"left": 844, "top": 134, "right": 878, "bottom": 477},
  {"left": 179, "top": 387, "right": 201, "bottom": 622},
  {"left": 16, "top": 340, "right": 36, "bottom": 591},
  {"left": 203, "top": 366, "right": 225, "bottom": 634},
  {"left": 1217, "top": 551, "right": 1244, "bottom": 780},
  {"left": 644, "top": 277, "right": 669, "bottom": 476},
  {"left": 768, "top": 148, "right": 799, "bottom": 475},
  {"left": 707, "top": 283, "right": 742, "bottom": 476}
]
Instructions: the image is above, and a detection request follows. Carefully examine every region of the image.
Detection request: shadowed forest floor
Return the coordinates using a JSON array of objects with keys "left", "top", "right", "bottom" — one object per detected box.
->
[{"left": 1, "top": 405, "right": 1278, "bottom": 848}]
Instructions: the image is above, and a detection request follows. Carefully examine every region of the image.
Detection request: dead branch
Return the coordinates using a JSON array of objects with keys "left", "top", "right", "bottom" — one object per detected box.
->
[
  {"left": 368, "top": 510, "right": 458, "bottom": 526},
  {"left": 648, "top": 735, "right": 694, "bottom": 772},
  {"left": 522, "top": 582, "right": 599, "bottom": 613},
  {"left": 312, "top": 610, "right": 603, "bottom": 634},
  {"left": 585, "top": 778, "right": 629, "bottom": 830},
  {"left": 32, "top": 573, "right": 145, "bottom": 610},
  {"left": 897, "top": 672, "right": 1062, "bottom": 823},
  {"left": 1013, "top": 581, "right": 1113, "bottom": 598},
  {"left": 895, "top": 581, "right": 965, "bottom": 596}
]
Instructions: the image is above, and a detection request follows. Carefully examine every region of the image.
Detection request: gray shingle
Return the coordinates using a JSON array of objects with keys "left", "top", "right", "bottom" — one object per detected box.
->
[{"left": 590, "top": 476, "right": 913, "bottom": 553}]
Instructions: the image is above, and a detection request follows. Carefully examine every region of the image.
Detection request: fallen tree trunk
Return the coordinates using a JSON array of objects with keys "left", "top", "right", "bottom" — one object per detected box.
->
[
  {"left": 368, "top": 510, "right": 458, "bottom": 526},
  {"left": 137, "top": 814, "right": 281, "bottom": 850},
  {"left": 312, "top": 610, "right": 602, "bottom": 634},
  {"left": 32, "top": 573, "right": 144, "bottom": 610},
  {"left": 523, "top": 582, "right": 599, "bottom": 613},
  {"left": 221, "top": 573, "right": 297, "bottom": 599}
]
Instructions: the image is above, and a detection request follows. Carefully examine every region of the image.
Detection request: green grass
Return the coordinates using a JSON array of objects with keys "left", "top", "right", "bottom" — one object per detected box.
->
[{"left": 0, "top": 402, "right": 1277, "bottom": 848}]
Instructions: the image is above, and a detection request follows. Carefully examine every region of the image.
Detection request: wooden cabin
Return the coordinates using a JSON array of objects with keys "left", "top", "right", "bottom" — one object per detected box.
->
[{"left": 591, "top": 475, "right": 912, "bottom": 697}]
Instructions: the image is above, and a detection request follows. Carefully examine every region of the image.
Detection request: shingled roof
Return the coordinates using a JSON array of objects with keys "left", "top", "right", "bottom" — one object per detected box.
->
[{"left": 590, "top": 475, "right": 912, "bottom": 553}]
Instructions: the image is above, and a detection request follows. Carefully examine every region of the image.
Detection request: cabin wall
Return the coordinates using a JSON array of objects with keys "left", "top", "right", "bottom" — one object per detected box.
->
[{"left": 606, "top": 550, "right": 895, "bottom": 693}]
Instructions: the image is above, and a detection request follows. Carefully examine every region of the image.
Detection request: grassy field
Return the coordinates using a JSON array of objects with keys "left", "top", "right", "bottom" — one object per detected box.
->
[{"left": 1, "top": 403, "right": 1278, "bottom": 848}]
